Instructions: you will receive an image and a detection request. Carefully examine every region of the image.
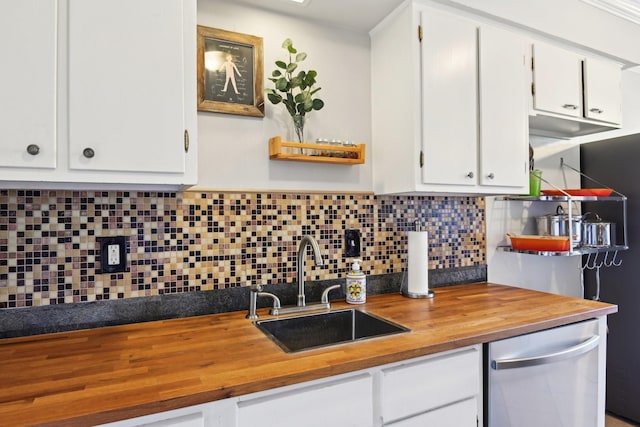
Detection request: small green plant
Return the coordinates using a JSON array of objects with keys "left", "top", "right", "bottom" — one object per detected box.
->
[{"left": 266, "top": 39, "right": 324, "bottom": 143}]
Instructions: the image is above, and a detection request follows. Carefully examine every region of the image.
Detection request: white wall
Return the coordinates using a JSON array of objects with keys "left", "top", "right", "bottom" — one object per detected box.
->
[{"left": 196, "top": 0, "right": 373, "bottom": 191}]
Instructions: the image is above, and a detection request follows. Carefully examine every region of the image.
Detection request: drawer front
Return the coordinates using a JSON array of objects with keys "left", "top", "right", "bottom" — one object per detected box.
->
[
  {"left": 237, "top": 373, "right": 373, "bottom": 427},
  {"left": 384, "top": 397, "right": 477, "bottom": 427},
  {"left": 380, "top": 347, "right": 480, "bottom": 423}
]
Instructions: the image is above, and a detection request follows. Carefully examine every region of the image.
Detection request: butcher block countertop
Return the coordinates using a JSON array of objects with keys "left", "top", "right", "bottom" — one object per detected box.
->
[{"left": 0, "top": 283, "right": 617, "bottom": 426}]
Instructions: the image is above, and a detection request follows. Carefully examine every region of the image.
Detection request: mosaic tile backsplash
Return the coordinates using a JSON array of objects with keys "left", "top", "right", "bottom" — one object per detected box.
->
[{"left": 0, "top": 190, "right": 485, "bottom": 308}]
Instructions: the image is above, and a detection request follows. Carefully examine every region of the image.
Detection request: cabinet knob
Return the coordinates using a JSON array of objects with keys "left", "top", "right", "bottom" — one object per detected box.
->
[
  {"left": 589, "top": 108, "right": 603, "bottom": 114},
  {"left": 83, "top": 147, "right": 95, "bottom": 159},
  {"left": 26, "top": 144, "right": 40, "bottom": 156},
  {"left": 466, "top": 171, "right": 474, "bottom": 179},
  {"left": 562, "top": 104, "right": 579, "bottom": 110},
  {"left": 487, "top": 173, "right": 495, "bottom": 179}
]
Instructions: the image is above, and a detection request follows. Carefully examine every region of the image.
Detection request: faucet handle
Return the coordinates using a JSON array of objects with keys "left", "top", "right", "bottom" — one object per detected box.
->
[{"left": 321, "top": 284, "right": 342, "bottom": 305}]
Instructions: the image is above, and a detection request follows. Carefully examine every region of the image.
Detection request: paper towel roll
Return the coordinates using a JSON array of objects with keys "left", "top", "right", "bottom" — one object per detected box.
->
[{"left": 407, "top": 231, "right": 430, "bottom": 296}]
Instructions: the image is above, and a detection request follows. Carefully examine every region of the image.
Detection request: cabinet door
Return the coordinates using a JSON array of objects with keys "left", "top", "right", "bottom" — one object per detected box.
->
[
  {"left": 478, "top": 25, "right": 528, "bottom": 189},
  {"left": 532, "top": 43, "right": 583, "bottom": 118},
  {"left": 420, "top": 9, "right": 478, "bottom": 186},
  {"left": 68, "top": 0, "right": 188, "bottom": 174},
  {"left": 237, "top": 373, "right": 373, "bottom": 427},
  {"left": 0, "top": 0, "right": 57, "bottom": 169},
  {"left": 584, "top": 57, "right": 622, "bottom": 125}
]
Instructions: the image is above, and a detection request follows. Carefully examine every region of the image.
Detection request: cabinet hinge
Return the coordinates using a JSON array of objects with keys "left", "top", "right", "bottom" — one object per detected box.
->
[
  {"left": 531, "top": 82, "right": 535, "bottom": 96},
  {"left": 184, "top": 129, "right": 190, "bottom": 153},
  {"left": 419, "top": 150, "right": 424, "bottom": 168},
  {"left": 418, "top": 25, "right": 422, "bottom": 42},
  {"left": 531, "top": 57, "right": 535, "bottom": 70}
]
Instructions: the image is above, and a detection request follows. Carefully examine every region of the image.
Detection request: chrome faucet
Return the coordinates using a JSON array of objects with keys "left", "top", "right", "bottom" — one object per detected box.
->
[
  {"left": 246, "top": 236, "right": 335, "bottom": 319},
  {"left": 296, "top": 235, "right": 324, "bottom": 307}
]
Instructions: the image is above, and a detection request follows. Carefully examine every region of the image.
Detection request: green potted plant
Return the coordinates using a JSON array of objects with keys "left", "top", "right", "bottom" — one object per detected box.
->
[{"left": 266, "top": 39, "right": 324, "bottom": 144}]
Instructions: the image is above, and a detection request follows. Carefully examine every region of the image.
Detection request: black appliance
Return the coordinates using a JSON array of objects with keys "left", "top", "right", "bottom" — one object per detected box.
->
[{"left": 581, "top": 134, "right": 640, "bottom": 424}]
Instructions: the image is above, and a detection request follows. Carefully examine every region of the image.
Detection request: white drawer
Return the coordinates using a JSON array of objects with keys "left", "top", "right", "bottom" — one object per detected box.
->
[
  {"left": 237, "top": 373, "right": 373, "bottom": 427},
  {"left": 385, "top": 397, "right": 477, "bottom": 427},
  {"left": 379, "top": 347, "right": 480, "bottom": 423}
]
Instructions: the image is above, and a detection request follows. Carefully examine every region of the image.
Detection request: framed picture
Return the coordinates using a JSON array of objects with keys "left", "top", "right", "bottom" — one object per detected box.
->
[{"left": 197, "top": 26, "right": 264, "bottom": 117}]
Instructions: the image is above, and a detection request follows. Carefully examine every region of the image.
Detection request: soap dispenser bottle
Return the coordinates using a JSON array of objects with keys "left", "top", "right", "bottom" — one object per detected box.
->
[{"left": 346, "top": 259, "right": 366, "bottom": 304}]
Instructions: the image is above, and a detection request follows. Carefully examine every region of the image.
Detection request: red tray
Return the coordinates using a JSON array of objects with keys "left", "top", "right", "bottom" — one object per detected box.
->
[
  {"left": 541, "top": 188, "right": 613, "bottom": 197},
  {"left": 507, "top": 234, "right": 571, "bottom": 252}
]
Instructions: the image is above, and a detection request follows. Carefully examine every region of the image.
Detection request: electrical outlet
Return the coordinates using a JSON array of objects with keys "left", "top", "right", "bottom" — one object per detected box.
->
[
  {"left": 97, "top": 236, "right": 127, "bottom": 273},
  {"left": 107, "top": 244, "right": 120, "bottom": 265},
  {"left": 345, "top": 229, "right": 361, "bottom": 257}
]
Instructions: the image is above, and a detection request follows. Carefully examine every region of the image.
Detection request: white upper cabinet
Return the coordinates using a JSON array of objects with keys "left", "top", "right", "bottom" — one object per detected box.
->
[
  {"left": 532, "top": 43, "right": 583, "bottom": 118},
  {"left": 0, "top": 0, "right": 197, "bottom": 188},
  {"left": 478, "top": 25, "right": 529, "bottom": 189},
  {"left": 0, "top": 0, "right": 57, "bottom": 169},
  {"left": 583, "top": 57, "right": 622, "bottom": 124},
  {"left": 68, "top": 0, "right": 190, "bottom": 175},
  {"left": 371, "top": 2, "right": 528, "bottom": 195},
  {"left": 420, "top": 9, "right": 478, "bottom": 187},
  {"left": 530, "top": 41, "right": 622, "bottom": 137}
]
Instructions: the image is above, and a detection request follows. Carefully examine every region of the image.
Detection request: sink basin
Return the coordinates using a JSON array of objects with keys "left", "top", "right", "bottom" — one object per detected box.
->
[{"left": 254, "top": 309, "right": 410, "bottom": 353}]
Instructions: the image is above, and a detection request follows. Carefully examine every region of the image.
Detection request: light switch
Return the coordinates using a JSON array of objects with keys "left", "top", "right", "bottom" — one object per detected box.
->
[{"left": 345, "top": 229, "right": 361, "bottom": 257}]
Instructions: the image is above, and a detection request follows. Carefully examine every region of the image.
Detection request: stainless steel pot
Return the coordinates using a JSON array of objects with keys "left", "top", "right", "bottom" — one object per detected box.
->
[
  {"left": 582, "top": 213, "right": 615, "bottom": 247},
  {"left": 536, "top": 205, "right": 583, "bottom": 248}
]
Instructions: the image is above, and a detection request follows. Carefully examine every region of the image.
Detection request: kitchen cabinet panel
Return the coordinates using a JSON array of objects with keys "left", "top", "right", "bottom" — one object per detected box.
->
[
  {"left": 386, "top": 397, "right": 477, "bottom": 427},
  {"left": 0, "top": 0, "right": 57, "bottom": 169},
  {"left": 101, "top": 413, "right": 204, "bottom": 427},
  {"left": 237, "top": 373, "right": 373, "bottom": 427},
  {"left": 379, "top": 346, "right": 480, "bottom": 424},
  {"left": 584, "top": 57, "right": 622, "bottom": 124},
  {"left": 0, "top": 0, "right": 197, "bottom": 187},
  {"left": 98, "top": 401, "right": 235, "bottom": 427},
  {"left": 371, "top": 2, "right": 528, "bottom": 195},
  {"left": 478, "top": 25, "right": 529, "bottom": 188},
  {"left": 420, "top": 9, "right": 477, "bottom": 186},
  {"left": 529, "top": 41, "right": 622, "bottom": 137},
  {"left": 68, "top": 0, "right": 187, "bottom": 174},
  {"left": 532, "top": 43, "right": 583, "bottom": 118}
]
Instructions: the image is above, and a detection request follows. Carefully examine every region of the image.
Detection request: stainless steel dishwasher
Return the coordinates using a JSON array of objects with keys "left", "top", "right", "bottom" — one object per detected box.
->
[{"left": 485, "top": 318, "right": 606, "bottom": 427}]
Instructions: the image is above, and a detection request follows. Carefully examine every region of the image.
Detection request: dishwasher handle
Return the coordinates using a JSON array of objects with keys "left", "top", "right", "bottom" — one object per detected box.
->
[{"left": 491, "top": 335, "right": 600, "bottom": 370}]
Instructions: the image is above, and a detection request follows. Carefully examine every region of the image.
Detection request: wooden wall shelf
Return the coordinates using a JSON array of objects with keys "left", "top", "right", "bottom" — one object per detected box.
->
[{"left": 269, "top": 136, "right": 365, "bottom": 165}]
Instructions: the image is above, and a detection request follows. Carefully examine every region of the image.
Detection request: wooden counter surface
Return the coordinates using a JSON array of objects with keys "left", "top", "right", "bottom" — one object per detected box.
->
[{"left": 0, "top": 283, "right": 617, "bottom": 426}]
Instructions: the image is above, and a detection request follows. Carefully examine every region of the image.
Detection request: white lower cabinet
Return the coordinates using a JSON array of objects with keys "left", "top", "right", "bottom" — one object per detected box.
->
[
  {"left": 99, "top": 345, "right": 481, "bottom": 427},
  {"left": 386, "top": 397, "right": 477, "bottom": 427},
  {"left": 237, "top": 373, "right": 373, "bottom": 427},
  {"left": 98, "top": 400, "right": 235, "bottom": 427},
  {"left": 378, "top": 346, "right": 480, "bottom": 425}
]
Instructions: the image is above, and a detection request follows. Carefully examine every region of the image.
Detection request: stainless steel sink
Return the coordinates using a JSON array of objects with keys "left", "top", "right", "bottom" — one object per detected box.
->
[{"left": 254, "top": 308, "right": 410, "bottom": 353}]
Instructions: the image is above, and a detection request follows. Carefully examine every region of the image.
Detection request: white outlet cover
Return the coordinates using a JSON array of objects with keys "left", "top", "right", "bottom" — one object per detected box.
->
[{"left": 108, "top": 244, "right": 120, "bottom": 265}]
